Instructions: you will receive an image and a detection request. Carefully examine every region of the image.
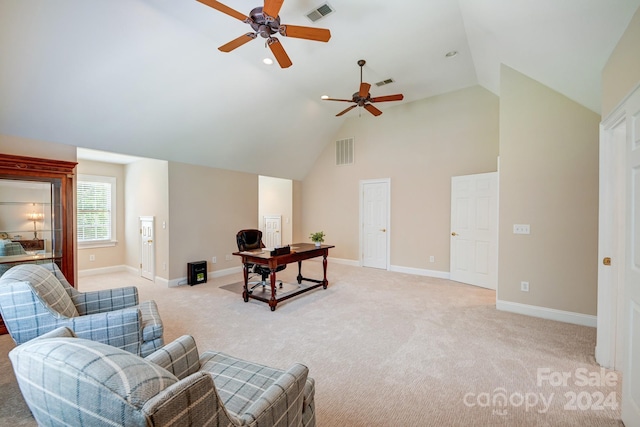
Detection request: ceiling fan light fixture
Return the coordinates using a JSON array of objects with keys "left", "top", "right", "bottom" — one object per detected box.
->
[
  {"left": 263, "top": 57, "right": 274, "bottom": 65},
  {"left": 321, "top": 95, "right": 329, "bottom": 99}
]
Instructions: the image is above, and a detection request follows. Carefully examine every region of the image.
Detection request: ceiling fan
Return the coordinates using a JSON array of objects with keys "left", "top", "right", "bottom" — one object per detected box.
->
[
  {"left": 197, "top": 0, "right": 331, "bottom": 68},
  {"left": 323, "top": 59, "right": 404, "bottom": 117}
]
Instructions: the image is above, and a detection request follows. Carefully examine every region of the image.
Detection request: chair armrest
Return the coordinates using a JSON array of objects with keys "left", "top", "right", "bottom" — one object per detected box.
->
[
  {"left": 71, "top": 286, "right": 139, "bottom": 315},
  {"left": 145, "top": 335, "right": 201, "bottom": 380},
  {"left": 69, "top": 307, "right": 142, "bottom": 355},
  {"left": 238, "top": 363, "right": 309, "bottom": 426},
  {"left": 143, "top": 372, "right": 241, "bottom": 426},
  {"left": 30, "top": 326, "right": 77, "bottom": 341}
]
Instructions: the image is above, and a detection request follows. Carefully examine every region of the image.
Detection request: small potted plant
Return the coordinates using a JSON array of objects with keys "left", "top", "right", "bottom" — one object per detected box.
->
[{"left": 309, "top": 231, "right": 325, "bottom": 247}]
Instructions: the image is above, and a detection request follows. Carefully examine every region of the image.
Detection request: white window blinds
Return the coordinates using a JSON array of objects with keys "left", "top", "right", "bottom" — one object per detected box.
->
[{"left": 77, "top": 175, "right": 115, "bottom": 243}]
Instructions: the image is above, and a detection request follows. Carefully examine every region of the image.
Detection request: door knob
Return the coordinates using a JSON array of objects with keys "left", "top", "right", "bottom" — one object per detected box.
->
[
  {"left": 148, "top": 240, "right": 153, "bottom": 243},
  {"left": 603, "top": 257, "right": 611, "bottom": 266},
  {"left": 451, "top": 232, "right": 458, "bottom": 236},
  {"left": 380, "top": 228, "right": 386, "bottom": 232}
]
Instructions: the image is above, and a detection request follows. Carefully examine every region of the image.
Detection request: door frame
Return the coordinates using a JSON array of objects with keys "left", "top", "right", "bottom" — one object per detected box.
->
[
  {"left": 359, "top": 178, "right": 391, "bottom": 269},
  {"left": 596, "top": 109, "right": 627, "bottom": 370}
]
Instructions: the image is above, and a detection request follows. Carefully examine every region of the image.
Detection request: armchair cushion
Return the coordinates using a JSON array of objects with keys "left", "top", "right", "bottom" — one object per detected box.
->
[{"left": 1, "top": 263, "right": 78, "bottom": 318}]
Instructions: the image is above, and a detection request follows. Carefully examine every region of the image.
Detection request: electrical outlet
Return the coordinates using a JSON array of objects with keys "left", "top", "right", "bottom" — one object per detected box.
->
[
  {"left": 513, "top": 224, "right": 531, "bottom": 234},
  {"left": 212, "top": 256, "right": 217, "bottom": 264},
  {"left": 162, "top": 262, "right": 166, "bottom": 270},
  {"left": 429, "top": 256, "right": 435, "bottom": 263},
  {"left": 521, "top": 281, "right": 529, "bottom": 292},
  {"left": 89, "top": 254, "right": 95, "bottom": 262}
]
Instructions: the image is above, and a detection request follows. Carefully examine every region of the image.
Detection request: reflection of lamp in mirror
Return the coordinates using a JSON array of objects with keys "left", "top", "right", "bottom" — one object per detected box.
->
[{"left": 27, "top": 211, "right": 44, "bottom": 239}]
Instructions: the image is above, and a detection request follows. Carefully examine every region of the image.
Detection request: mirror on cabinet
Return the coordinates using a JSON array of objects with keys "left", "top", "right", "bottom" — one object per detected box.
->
[
  {"left": 1, "top": 180, "right": 50, "bottom": 246},
  {"left": 0, "top": 154, "right": 77, "bottom": 335}
]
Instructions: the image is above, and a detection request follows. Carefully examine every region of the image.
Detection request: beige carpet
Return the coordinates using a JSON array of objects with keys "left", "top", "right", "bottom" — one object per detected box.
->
[{"left": 0, "top": 262, "right": 623, "bottom": 426}]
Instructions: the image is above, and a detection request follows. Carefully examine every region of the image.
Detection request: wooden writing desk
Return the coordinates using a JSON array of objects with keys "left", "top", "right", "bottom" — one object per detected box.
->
[{"left": 233, "top": 243, "right": 335, "bottom": 311}]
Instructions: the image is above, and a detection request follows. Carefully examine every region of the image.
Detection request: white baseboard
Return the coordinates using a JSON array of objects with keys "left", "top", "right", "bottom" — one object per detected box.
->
[
  {"left": 496, "top": 299, "right": 597, "bottom": 327},
  {"left": 168, "top": 266, "right": 242, "bottom": 288},
  {"left": 390, "top": 265, "right": 451, "bottom": 280},
  {"left": 78, "top": 265, "right": 129, "bottom": 277},
  {"left": 328, "top": 257, "right": 360, "bottom": 267}
]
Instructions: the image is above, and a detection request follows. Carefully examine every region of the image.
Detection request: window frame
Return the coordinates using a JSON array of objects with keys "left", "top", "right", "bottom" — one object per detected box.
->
[{"left": 77, "top": 174, "right": 117, "bottom": 248}]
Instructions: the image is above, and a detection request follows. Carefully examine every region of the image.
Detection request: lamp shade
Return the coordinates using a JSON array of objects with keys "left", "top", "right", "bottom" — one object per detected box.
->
[{"left": 27, "top": 212, "right": 44, "bottom": 221}]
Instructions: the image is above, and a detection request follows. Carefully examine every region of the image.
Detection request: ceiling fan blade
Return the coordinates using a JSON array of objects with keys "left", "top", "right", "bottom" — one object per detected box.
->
[
  {"left": 323, "top": 98, "right": 354, "bottom": 102},
  {"left": 267, "top": 38, "right": 292, "bottom": 68},
  {"left": 263, "top": 0, "right": 284, "bottom": 19},
  {"left": 370, "top": 94, "right": 404, "bottom": 103},
  {"left": 197, "top": 0, "right": 249, "bottom": 22},
  {"left": 336, "top": 105, "right": 357, "bottom": 117},
  {"left": 279, "top": 25, "right": 331, "bottom": 42},
  {"left": 218, "top": 33, "right": 257, "bottom": 52},
  {"left": 364, "top": 104, "right": 383, "bottom": 116},
  {"left": 359, "top": 82, "right": 371, "bottom": 98}
]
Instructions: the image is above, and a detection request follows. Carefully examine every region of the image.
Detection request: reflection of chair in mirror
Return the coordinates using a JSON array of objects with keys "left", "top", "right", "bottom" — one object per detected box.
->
[{"left": 236, "top": 229, "right": 286, "bottom": 293}]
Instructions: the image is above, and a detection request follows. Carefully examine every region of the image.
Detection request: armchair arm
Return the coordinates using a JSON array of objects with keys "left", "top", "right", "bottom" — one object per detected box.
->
[
  {"left": 143, "top": 372, "right": 241, "bottom": 427},
  {"left": 71, "top": 286, "right": 139, "bottom": 315},
  {"left": 69, "top": 307, "right": 143, "bottom": 355},
  {"left": 238, "top": 363, "right": 309, "bottom": 426},
  {"left": 145, "top": 335, "right": 201, "bottom": 380}
]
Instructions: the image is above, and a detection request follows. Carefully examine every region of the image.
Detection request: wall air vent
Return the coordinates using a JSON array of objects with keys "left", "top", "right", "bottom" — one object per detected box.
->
[
  {"left": 306, "top": 3, "right": 335, "bottom": 22},
  {"left": 375, "top": 78, "right": 395, "bottom": 87},
  {"left": 336, "top": 137, "right": 354, "bottom": 166}
]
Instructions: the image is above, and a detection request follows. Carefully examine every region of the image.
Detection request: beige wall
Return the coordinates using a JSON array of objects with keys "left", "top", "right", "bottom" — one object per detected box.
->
[
  {"left": 0, "top": 134, "right": 76, "bottom": 162},
  {"left": 258, "top": 175, "right": 293, "bottom": 246},
  {"left": 167, "top": 162, "right": 258, "bottom": 280},
  {"left": 498, "top": 65, "right": 600, "bottom": 315},
  {"left": 124, "top": 159, "right": 169, "bottom": 280},
  {"left": 602, "top": 7, "right": 640, "bottom": 118},
  {"left": 301, "top": 85, "right": 499, "bottom": 269},
  {"left": 76, "top": 159, "right": 126, "bottom": 271}
]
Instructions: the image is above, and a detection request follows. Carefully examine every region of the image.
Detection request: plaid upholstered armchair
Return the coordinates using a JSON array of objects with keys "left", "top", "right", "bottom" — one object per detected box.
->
[
  {"left": 9, "top": 327, "right": 316, "bottom": 427},
  {"left": 0, "top": 263, "right": 163, "bottom": 357}
]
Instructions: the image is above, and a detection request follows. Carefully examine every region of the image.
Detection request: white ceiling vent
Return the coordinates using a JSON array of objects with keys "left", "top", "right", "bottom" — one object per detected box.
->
[
  {"left": 336, "top": 137, "right": 354, "bottom": 166},
  {"left": 375, "top": 78, "right": 395, "bottom": 87},
  {"left": 306, "top": 3, "right": 335, "bottom": 23}
]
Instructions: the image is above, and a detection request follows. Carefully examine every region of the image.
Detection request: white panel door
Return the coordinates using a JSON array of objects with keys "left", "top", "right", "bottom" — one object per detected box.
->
[
  {"left": 139, "top": 216, "right": 154, "bottom": 281},
  {"left": 622, "top": 88, "right": 640, "bottom": 427},
  {"left": 361, "top": 180, "right": 389, "bottom": 269},
  {"left": 450, "top": 172, "right": 498, "bottom": 289},
  {"left": 263, "top": 215, "right": 282, "bottom": 248}
]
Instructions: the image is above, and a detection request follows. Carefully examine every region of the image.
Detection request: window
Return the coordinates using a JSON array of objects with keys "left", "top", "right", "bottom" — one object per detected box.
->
[{"left": 77, "top": 174, "right": 116, "bottom": 247}]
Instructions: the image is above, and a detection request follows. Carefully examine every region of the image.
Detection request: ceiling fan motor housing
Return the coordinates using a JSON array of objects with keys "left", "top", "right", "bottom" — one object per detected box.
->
[{"left": 250, "top": 7, "right": 280, "bottom": 38}]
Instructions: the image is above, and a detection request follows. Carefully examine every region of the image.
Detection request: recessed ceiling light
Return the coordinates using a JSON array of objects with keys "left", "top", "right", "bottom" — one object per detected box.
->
[
  {"left": 445, "top": 51, "right": 458, "bottom": 58},
  {"left": 321, "top": 95, "right": 329, "bottom": 99},
  {"left": 263, "top": 58, "right": 274, "bottom": 65}
]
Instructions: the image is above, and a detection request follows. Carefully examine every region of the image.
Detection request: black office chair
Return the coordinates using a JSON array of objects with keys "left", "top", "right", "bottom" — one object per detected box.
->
[{"left": 236, "top": 229, "right": 286, "bottom": 293}]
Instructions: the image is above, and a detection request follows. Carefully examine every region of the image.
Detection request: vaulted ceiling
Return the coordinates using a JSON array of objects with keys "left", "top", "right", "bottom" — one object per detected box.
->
[{"left": 1, "top": 1, "right": 638, "bottom": 180}]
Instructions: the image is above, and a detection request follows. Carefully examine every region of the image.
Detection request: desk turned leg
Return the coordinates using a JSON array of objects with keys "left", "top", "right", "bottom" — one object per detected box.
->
[
  {"left": 297, "top": 260, "right": 303, "bottom": 284},
  {"left": 269, "top": 269, "right": 277, "bottom": 311},
  {"left": 322, "top": 254, "right": 329, "bottom": 289},
  {"left": 242, "top": 264, "right": 249, "bottom": 302}
]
